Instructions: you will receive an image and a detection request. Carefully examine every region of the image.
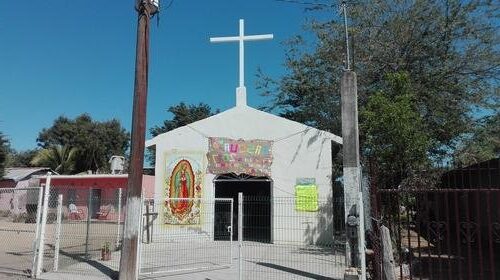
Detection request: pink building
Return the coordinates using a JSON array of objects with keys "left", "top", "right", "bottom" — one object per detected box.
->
[
  {"left": 0, "top": 167, "right": 54, "bottom": 215},
  {"left": 38, "top": 174, "right": 155, "bottom": 221}
]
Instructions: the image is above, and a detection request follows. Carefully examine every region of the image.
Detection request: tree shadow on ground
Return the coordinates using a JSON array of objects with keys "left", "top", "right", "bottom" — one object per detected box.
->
[
  {"left": 255, "top": 262, "right": 341, "bottom": 280},
  {"left": 51, "top": 245, "right": 118, "bottom": 280}
]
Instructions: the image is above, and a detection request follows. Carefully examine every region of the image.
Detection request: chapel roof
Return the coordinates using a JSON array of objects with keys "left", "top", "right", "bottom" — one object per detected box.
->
[{"left": 146, "top": 105, "right": 342, "bottom": 146}]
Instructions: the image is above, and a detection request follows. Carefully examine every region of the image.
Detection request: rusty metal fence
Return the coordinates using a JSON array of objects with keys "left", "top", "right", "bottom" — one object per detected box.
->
[{"left": 372, "top": 189, "right": 500, "bottom": 280}]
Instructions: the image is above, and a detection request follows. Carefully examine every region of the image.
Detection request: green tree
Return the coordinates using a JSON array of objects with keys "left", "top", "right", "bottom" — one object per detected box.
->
[
  {"left": 30, "top": 145, "right": 78, "bottom": 174},
  {"left": 260, "top": 0, "right": 498, "bottom": 150},
  {"left": 6, "top": 149, "right": 38, "bottom": 168},
  {"left": 37, "top": 114, "right": 129, "bottom": 173},
  {"left": 259, "top": 0, "right": 499, "bottom": 186},
  {"left": 453, "top": 113, "right": 500, "bottom": 166},
  {"left": 361, "top": 72, "right": 431, "bottom": 186},
  {"left": 0, "top": 132, "right": 8, "bottom": 178},
  {"left": 148, "top": 103, "right": 218, "bottom": 165}
]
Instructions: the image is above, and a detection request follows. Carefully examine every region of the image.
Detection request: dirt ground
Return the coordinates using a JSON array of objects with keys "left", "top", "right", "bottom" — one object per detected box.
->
[
  {"left": 0, "top": 219, "right": 122, "bottom": 278},
  {"left": 2, "top": 219, "right": 347, "bottom": 279},
  {"left": 42, "top": 240, "right": 346, "bottom": 280},
  {"left": 0, "top": 219, "right": 39, "bottom": 276}
]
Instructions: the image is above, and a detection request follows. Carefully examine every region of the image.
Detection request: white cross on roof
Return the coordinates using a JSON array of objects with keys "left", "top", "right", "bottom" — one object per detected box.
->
[{"left": 210, "top": 19, "right": 273, "bottom": 106}]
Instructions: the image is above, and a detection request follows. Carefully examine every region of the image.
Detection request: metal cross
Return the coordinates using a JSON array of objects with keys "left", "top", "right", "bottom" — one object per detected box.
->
[{"left": 210, "top": 19, "right": 273, "bottom": 88}]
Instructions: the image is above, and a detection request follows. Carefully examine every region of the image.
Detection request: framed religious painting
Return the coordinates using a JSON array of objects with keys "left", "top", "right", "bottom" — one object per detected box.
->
[{"left": 162, "top": 150, "right": 206, "bottom": 225}]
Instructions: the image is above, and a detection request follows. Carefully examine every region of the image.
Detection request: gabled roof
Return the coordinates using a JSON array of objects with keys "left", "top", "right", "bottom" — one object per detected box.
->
[
  {"left": 146, "top": 105, "right": 342, "bottom": 146},
  {"left": 3, "top": 167, "right": 56, "bottom": 182}
]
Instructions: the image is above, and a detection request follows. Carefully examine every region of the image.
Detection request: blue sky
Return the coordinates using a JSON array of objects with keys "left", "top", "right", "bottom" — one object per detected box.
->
[{"left": 0, "top": 1, "right": 333, "bottom": 151}]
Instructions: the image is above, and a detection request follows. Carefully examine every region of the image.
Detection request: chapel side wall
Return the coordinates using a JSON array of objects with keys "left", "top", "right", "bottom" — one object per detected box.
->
[{"left": 271, "top": 130, "right": 333, "bottom": 245}]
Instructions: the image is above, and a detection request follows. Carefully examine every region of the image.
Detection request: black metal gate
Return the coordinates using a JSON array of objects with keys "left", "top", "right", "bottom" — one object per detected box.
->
[{"left": 372, "top": 189, "right": 500, "bottom": 280}]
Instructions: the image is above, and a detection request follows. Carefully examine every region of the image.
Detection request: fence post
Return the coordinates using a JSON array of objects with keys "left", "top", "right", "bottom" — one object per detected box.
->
[
  {"left": 31, "top": 185, "right": 44, "bottom": 278},
  {"left": 145, "top": 201, "right": 150, "bottom": 244},
  {"left": 358, "top": 191, "right": 366, "bottom": 280},
  {"left": 53, "top": 194, "right": 63, "bottom": 271},
  {"left": 238, "top": 192, "right": 243, "bottom": 280},
  {"left": 116, "top": 188, "right": 122, "bottom": 248},
  {"left": 35, "top": 172, "right": 52, "bottom": 278},
  {"left": 381, "top": 225, "right": 396, "bottom": 280},
  {"left": 85, "top": 188, "right": 92, "bottom": 259},
  {"left": 137, "top": 194, "right": 145, "bottom": 275},
  {"left": 230, "top": 198, "right": 234, "bottom": 265}
]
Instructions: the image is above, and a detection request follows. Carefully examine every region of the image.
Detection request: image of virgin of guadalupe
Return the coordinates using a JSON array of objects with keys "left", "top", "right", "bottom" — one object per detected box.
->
[{"left": 168, "top": 160, "right": 195, "bottom": 219}]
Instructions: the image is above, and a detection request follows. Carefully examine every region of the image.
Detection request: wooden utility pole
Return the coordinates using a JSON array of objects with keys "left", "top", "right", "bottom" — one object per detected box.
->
[{"left": 119, "top": 1, "right": 158, "bottom": 279}]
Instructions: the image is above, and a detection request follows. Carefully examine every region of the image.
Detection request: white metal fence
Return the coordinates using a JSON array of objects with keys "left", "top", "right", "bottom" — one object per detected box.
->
[
  {"left": 0, "top": 187, "right": 42, "bottom": 277},
  {"left": 9, "top": 174, "right": 126, "bottom": 279},
  {"left": 137, "top": 194, "right": 346, "bottom": 279},
  {"left": 140, "top": 197, "right": 234, "bottom": 276},
  {"left": 0, "top": 177, "right": 350, "bottom": 279},
  {"left": 40, "top": 186, "right": 125, "bottom": 278},
  {"left": 240, "top": 196, "right": 346, "bottom": 280}
]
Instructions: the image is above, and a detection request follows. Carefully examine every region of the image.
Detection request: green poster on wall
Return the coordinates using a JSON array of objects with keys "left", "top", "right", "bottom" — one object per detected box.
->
[{"left": 295, "top": 184, "right": 318, "bottom": 212}]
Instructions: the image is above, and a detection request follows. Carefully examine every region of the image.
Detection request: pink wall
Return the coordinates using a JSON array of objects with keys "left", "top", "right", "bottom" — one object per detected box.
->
[{"left": 44, "top": 175, "right": 155, "bottom": 221}]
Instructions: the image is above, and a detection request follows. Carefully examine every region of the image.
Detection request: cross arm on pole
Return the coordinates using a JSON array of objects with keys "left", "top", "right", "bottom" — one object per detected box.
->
[
  {"left": 210, "top": 36, "right": 240, "bottom": 43},
  {"left": 210, "top": 34, "right": 273, "bottom": 43},
  {"left": 242, "top": 34, "right": 274, "bottom": 41}
]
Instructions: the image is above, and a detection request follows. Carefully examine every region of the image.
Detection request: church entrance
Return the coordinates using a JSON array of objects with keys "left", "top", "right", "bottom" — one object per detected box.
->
[{"left": 214, "top": 173, "right": 272, "bottom": 243}]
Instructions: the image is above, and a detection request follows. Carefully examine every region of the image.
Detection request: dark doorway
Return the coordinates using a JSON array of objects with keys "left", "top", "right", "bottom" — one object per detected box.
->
[
  {"left": 214, "top": 174, "right": 271, "bottom": 243},
  {"left": 90, "top": 189, "right": 102, "bottom": 218}
]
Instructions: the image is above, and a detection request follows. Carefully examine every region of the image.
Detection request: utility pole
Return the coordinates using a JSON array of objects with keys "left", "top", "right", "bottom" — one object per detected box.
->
[
  {"left": 341, "top": 1, "right": 351, "bottom": 71},
  {"left": 119, "top": 1, "right": 159, "bottom": 279},
  {"left": 340, "top": 1, "right": 365, "bottom": 279}
]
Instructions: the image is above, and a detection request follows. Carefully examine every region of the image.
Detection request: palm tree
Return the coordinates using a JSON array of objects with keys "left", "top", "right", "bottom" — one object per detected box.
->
[{"left": 31, "top": 145, "right": 78, "bottom": 174}]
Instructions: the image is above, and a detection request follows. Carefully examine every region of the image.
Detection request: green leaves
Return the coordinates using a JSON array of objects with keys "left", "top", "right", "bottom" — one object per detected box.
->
[
  {"left": 0, "top": 132, "right": 8, "bottom": 178},
  {"left": 259, "top": 0, "right": 498, "bottom": 187},
  {"left": 361, "top": 72, "right": 431, "bottom": 179},
  {"left": 150, "top": 103, "right": 216, "bottom": 138},
  {"left": 30, "top": 145, "right": 78, "bottom": 175},
  {"left": 453, "top": 113, "right": 500, "bottom": 166},
  {"left": 148, "top": 103, "right": 217, "bottom": 166},
  {"left": 6, "top": 149, "right": 38, "bottom": 168},
  {"left": 36, "top": 114, "right": 129, "bottom": 173}
]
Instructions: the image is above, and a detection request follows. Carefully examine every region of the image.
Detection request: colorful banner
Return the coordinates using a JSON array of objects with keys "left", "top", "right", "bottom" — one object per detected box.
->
[
  {"left": 163, "top": 151, "right": 206, "bottom": 225},
  {"left": 207, "top": 137, "right": 273, "bottom": 177},
  {"left": 295, "top": 184, "right": 319, "bottom": 212}
]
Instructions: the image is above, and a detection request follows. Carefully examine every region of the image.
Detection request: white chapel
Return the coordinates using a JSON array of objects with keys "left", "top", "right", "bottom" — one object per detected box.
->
[{"left": 145, "top": 19, "right": 342, "bottom": 244}]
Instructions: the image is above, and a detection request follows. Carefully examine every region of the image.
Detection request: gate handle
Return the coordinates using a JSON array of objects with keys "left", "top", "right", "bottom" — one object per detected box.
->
[{"left": 226, "top": 225, "right": 232, "bottom": 233}]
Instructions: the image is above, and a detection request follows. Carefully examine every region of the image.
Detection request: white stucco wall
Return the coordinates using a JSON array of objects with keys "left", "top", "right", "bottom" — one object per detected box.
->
[{"left": 146, "top": 105, "right": 342, "bottom": 245}]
